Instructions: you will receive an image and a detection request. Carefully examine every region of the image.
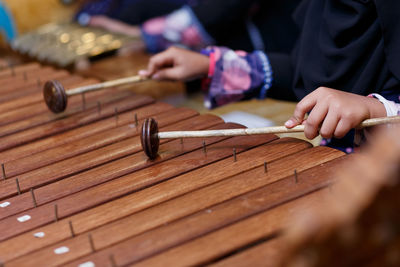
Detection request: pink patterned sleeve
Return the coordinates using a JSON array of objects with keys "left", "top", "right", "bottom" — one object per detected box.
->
[{"left": 201, "top": 46, "right": 273, "bottom": 109}]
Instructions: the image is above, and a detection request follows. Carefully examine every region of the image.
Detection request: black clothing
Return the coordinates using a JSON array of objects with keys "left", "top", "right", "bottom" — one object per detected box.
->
[
  {"left": 269, "top": 0, "right": 400, "bottom": 101},
  {"left": 192, "top": 0, "right": 300, "bottom": 53},
  {"left": 117, "top": 0, "right": 300, "bottom": 54},
  {"left": 117, "top": 0, "right": 189, "bottom": 24}
]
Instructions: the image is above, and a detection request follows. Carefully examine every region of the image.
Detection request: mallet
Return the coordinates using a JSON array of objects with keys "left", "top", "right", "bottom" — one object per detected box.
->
[
  {"left": 141, "top": 116, "right": 400, "bottom": 159},
  {"left": 43, "top": 75, "right": 148, "bottom": 113}
]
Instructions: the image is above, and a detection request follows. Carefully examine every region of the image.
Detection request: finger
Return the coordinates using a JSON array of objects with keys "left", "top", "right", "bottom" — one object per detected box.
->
[
  {"left": 292, "top": 91, "right": 319, "bottom": 125},
  {"left": 138, "top": 70, "right": 150, "bottom": 77},
  {"left": 148, "top": 55, "right": 173, "bottom": 75},
  {"left": 285, "top": 116, "right": 301, "bottom": 128},
  {"left": 147, "top": 51, "right": 175, "bottom": 76},
  {"left": 334, "top": 119, "right": 353, "bottom": 138},
  {"left": 152, "top": 67, "right": 183, "bottom": 81},
  {"left": 304, "top": 102, "right": 329, "bottom": 139},
  {"left": 319, "top": 110, "right": 340, "bottom": 139},
  {"left": 284, "top": 117, "right": 298, "bottom": 128}
]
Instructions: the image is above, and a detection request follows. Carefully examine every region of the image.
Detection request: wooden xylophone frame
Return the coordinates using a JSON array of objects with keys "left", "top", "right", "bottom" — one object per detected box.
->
[{"left": 0, "top": 63, "right": 351, "bottom": 267}]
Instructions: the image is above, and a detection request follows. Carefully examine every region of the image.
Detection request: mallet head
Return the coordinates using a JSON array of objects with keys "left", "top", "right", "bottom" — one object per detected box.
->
[
  {"left": 43, "top": 80, "right": 68, "bottom": 113},
  {"left": 141, "top": 118, "right": 160, "bottom": 159}
]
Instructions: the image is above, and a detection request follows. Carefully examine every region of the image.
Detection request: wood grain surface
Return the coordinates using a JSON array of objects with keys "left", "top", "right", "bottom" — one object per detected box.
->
[
  {"left": 0, "top": 106, "right": 198, "bottom": 219},
  {"left": 1, "top": 75, "right": 81, "bottom": 107},
  {"left": 0, "top": 146, "right": 344, "bottom": 264},
  {"left": 131, "top": 189, "right": 333, "bottom": 267},
  {"left": 2, "top": 107, "right": 196, "bottom": 178},
  {"left": 0, "top": 114, "right": 220, "bottom": 200},
  {"left": 0, "top": 63, "right": 353, "bottom": 267},
  {"left": 63, "top": 151, "right": 346, "bottom": 267},
  {"left": 0, "top": 63, "right": 40, "bottom": 79},
  {"left": 0, "top": 102, "right": 171, "bottom": 163},
  {"left": 0, "top": 69, "right": 70, "bottom": 103},
  {"left": 0, "top": 121, "right": 246, "bottom": 239},
  {"left": 209, "top": 237, "right": 286, "bottom": 267},
  {"left": 0, "top": 93, "right": 153, "bottom": 152}
]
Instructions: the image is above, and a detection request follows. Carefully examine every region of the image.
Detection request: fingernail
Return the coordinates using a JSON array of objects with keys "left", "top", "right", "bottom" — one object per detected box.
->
[
  {"left": 152, "top": 73, "right": 160, "bottom": 80},
  {"left": 285, "top": 120, "right": 294, "bottom": 128},
  {"left": 138, "top": 70, "right": 148, "bottom": 76}
]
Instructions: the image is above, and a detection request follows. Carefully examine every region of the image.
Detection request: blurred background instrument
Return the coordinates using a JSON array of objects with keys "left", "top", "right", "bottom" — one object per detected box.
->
[
  {"left": 0, "top": 0, "right": 141, "bottom": 67},
  {"left": 11, "top": 22, "right": 139, "bottom": 67}
]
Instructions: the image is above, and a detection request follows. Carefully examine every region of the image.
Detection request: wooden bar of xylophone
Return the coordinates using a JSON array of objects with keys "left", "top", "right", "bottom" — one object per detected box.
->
[{"left": 0, "top": 63, "right": 352, "bottom": 266}]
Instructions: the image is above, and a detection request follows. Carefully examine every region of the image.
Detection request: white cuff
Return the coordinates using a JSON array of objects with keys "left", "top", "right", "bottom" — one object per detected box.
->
[{"left": 369, "top": 93, "right": 399, "bottom": 116}]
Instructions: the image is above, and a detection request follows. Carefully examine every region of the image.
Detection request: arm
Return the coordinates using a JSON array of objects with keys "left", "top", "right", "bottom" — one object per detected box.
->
[
  {"left": 369, "top": 93, "right": 400, "bottom": 116},
  {"left": 78, "top": 5, "right": 214, "bottom": 53},
  {"left": 140, "top": 46, "right": 296, "bottom": 108},
  {"left": 139, "top": 46, "right": 275, "bottom": 108},
  {"left": 284, "top": 87, "right": 392, "bottom": 140},
  {"left": 85, "top": 15, "right": 141, "bottom": 36}
]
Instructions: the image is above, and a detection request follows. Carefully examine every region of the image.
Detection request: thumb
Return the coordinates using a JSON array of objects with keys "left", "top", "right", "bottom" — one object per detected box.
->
[
  {"left": 147, "top": 51, "right": 174, "bottom": 77},
  {"left": 285, "top": 116, "right": 301, "bottom": 128},
  {"left": 285, "top": 92, "right": 319, "bottom": 128},
  {"left": 152, "top": 67, "right": 183, "bottom": 81}
]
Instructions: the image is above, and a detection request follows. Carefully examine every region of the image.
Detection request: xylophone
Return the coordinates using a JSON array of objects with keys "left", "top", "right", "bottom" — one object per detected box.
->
[{"left": 1, "top": 62, "right": 386, "bottom": 267}]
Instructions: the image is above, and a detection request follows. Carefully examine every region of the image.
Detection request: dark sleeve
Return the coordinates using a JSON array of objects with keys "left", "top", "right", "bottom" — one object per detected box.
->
[
  {"left": 266, "top": 53, "right": 297, "bottom": 102},
  {"left": 191, "top": 0, "right": 258, "bottom": 40},
  {"left": 117, "top": 0, "right": 188, "bottom": 25},
  {"left": 375, "top": 0, "right": 400, "bottom": 83}
]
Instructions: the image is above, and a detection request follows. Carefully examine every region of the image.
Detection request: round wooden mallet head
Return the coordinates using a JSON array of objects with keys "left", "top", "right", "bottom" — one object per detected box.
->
[
  {"left": 141, "top": 118, "right": 160, "bottom": 159},
  {"left": 43, "top": 80, "right": 68, "bottom": 113}
]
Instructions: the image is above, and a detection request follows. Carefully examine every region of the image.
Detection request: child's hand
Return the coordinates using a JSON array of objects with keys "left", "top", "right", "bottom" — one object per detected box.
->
[
  {"left": 284, "top": 87, "right": 386, "bottom": 139},
  {"left": 139, "top": 47, "right": 210, "bottom": 81}
]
